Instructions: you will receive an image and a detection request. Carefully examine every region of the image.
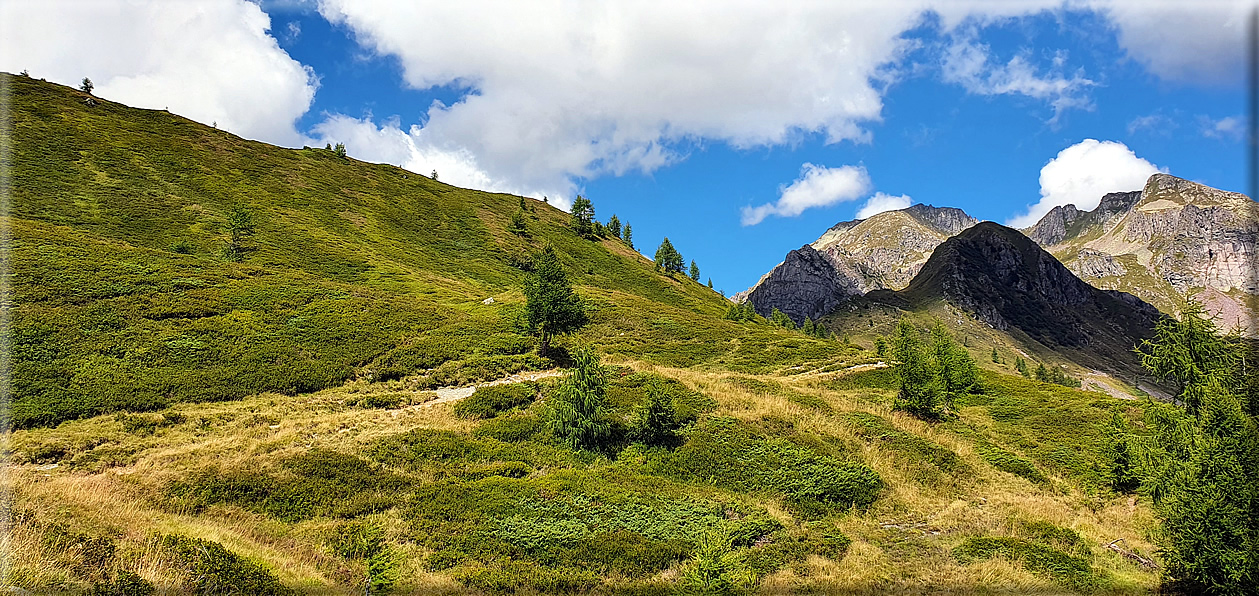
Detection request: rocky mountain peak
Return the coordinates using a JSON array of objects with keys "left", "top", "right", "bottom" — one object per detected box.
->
[{"left": 902, "top": 204, "right": 979, "bottom": 235}]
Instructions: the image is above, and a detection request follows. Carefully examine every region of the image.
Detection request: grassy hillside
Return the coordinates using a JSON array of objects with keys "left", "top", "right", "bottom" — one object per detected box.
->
[
  {"left": 5, "top": 73, "right": 1163, "bottom": 595},
  {"left": 6, "top": 72, "right": 850, "bottom": 429}
]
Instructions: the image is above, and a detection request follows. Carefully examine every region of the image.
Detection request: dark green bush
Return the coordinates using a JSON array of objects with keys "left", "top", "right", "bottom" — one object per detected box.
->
[
  {"left": 656, "top": 418, "right": 882, "bottom": 515},
  {"left": 165, "top": 449, "right": 405, "bottom": 521},
  {"left": 91, "top": 571, "right": 155, "bottom": 596},
  {"left": 843, "top": 412, "right": 967, "bottom": 476},
  {"left": 158, "top": 534, "right": 291, "bottom": 595},
  {"left": 349, "top": 392, "right": 408, "bottom": 409},
  {"left": 454, "top": 383, "right": 536, "bottom": 419}
]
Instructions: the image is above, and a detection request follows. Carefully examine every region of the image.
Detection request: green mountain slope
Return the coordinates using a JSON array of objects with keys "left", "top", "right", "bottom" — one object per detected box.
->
[{"left": 6, "top": 73, "right": 852, "bottom": 428}]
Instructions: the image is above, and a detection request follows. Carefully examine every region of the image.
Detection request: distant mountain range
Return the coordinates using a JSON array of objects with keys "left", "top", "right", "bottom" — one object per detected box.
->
[{"left": 742, "top": 173, "right": 1258, "bottom": 337}]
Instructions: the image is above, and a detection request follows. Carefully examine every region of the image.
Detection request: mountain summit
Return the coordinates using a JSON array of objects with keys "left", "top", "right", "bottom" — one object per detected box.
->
[
  {"left": 741, "top": 204, "right": 978, "bottom": 323},
  {"left": 879, "top": 222, "right": 1161, "bottom": 376},
  {"left": 1026, "top": 173, "right": 1258, "bottom": 335}
]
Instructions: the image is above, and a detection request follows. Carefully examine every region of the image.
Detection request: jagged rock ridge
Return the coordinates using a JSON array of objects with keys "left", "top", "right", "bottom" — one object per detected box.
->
[{"left": 1027, "top": 173, "right": 1258, "bottom": 335}]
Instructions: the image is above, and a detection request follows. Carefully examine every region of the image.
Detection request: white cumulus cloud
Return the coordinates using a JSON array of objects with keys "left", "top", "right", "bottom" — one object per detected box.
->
[
  {"left": 315, "top": 1, "right": 931, "bottom": 202},
  {"left": 742, "top": 164, "right": 872, "bottom": 226},
  {"left": 857, "top": 192, "right": 913, "bottom": 219},
  {"left": 1008, "top": 139, "right": 1165, "bottom": 228},
  {"left": 0, "top": 0, "right": 317, "bottom": 147}
]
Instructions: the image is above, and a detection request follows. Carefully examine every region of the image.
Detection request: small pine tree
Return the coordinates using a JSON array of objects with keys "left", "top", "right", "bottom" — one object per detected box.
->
[
  {"left": 932, "top": 323, "right": 977, "bottom": 409},
  {"left": 689, "top": 260, "right": 700, "bottom": 281},
  {"left": 570, "top": 195, "right": 595, "bottom": 237},
  {"left": 1015, "top": 356, "right": 1030, "bottom": 377},
  {"left": 546, "top": 348, "right": 612, "bottom": 450},
  {"left": 223, "top": 204, "right": 256, "bottom": 262},
  {"left": 507, "top": 209, "right": 528, "bottom": 236},
  {"left": 874, "top": 335, "right": 888, "bottom": 357},
  {"left": 892, "top": 320, "right": 944, "bottom": 420},
  {"left": 523, "top": 245, "right": 588, "bottom": 356},
  {"left": 80, "top": 77, "right": 93, "bottom": 94},
  {"left": 707, "top": 278, "right": 713, "bottom": 289},
  {"left": 1101, "top": 412, "right": 1140, "bottom": 493},
  {"left": 654, "top": 237, "right": 684, "bottom": 274},
  {"left": 634, "top": 380, "right": 680, "bottom": 447},
  {"left": 770, "top": 308, "right": 796, "bottom": 329},
  {"left": 991, "top": 347, "right": 1000, "bottom": 363},
  {"left": 333, "top": 143, "right": 347, "bottom": 158},
  {"left": 607, "top": 214, "right": 622, "bottom": 239},
  {"left": 623, "top": 224, "right": 633, "bottom": 249}
]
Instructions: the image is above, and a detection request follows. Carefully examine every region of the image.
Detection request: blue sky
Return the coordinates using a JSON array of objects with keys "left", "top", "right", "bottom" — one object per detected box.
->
[{"left": 2, "top": 1, "right": 1249, "bottom": 294}]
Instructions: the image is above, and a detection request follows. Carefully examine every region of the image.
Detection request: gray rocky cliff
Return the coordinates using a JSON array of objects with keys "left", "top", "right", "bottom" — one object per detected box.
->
[{"left": 744, "top": 244, "right": 863, "bottom": 324}]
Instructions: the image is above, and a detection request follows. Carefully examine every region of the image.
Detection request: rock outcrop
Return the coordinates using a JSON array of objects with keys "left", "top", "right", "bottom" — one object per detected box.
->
[
  {"left": 742, "top": 244, "right": 862, "bottom": 324},
  {"left": 1026, "top": 174, "right": 1258, "bottom": 335}
]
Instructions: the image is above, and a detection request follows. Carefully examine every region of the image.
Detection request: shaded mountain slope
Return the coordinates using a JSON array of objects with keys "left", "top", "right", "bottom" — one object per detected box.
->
[{"left": 868, "top": 222, "right": 1161, "bottom": 377}]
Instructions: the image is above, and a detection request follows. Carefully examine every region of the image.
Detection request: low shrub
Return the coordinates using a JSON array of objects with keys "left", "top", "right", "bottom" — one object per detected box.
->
[
  {"left": 843, "top": 412, "right": 967, "bottom": 475},
  {"left": 91, "top": 570, "right": 155, "bottom": 596},
  {"left": 953, "top": 536, "right": 1105, "bottom": 593},
  {"left": 655, "top": 417, "right": 882, "bottom": 516},
  {"left": 473, "top": 411, "right": 542, "bottom": 442},
  {"left": 165, "top": 449, "right": 406, "bottom": 521},
  {"left": 157, "top": 534, "right": 291, "bottom": 595},
  {"left": 454, "top": 383, "right": 536, "bottom": 419}
]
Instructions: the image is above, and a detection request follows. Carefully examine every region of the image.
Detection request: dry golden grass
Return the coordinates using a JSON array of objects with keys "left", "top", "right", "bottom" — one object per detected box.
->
[{"left": 5, "top": 361, "right": 1161, "bottom": 594}]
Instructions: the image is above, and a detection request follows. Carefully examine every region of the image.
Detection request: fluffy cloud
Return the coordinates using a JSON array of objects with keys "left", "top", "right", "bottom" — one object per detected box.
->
[
  {"left": 316, "top": 1, "right": 938, "bottom": 202},
  {"left": 856, "top": 192, "right": 913, "bottom": 219},
  {"left": 1008, "top": 139, "right": 1164, "bottom": 228},
  {"left": 310, "top": 115, "right": 573, "bottom": 207},
  {"left": 742, "top": 164, "right": 871, "bottom": 226},
  {"left": 0, "top": 0, "right": 317, "bottom": 147}
]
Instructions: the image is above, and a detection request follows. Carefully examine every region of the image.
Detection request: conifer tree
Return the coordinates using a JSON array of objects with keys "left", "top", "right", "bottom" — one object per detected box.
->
[
  {"left": 707, "top": 278, "right": 713, "bottom": 289},
  {"left": 931, "top": 323, "right": 977, "bottom": 408},
  {"left": 546, "top": 348, "right": 612, "bottom": 450},
  {"left": 523, "top": 245, "right": 588, "bottom": 356},
  {"left": 607, "top": 214, "right": 621, "bottom": 239},
  {"left": 634, "top": 380, "right": 680, "bottom": 446},
  {"left": 507, "top": 209, "right": 528, "bottom": 236},
  {"left": 991, "top": 347, "right": 1000, "bottom": 363},
  {"left": 1125, "top": 301, "right": 1259, "bottom": 594},
  {"left": 570, "top": 195, "right": 595, "bottom": 237},
  {"left": 654, "top": 237, "right": 684, "bottom": 273},
  {"left": 223, "top": 204, "right": 255, "bottom": 262},
  {"left": 623, "top": 224, "right": 633, "bottom": 249},
  {"left": 874, "top": 335, "right": 888, "bottom": 357},
  {"left": 892, "top": 320, "right": 943, "bottom": 419},
  {"left": 80, "top": 77, "right": 93, "bottom": 94},
  {"left": 689, "top": 260, "right": 700, "bottom": 281},
  {"left": 770, "top": 308, "right": 796, "bottom": 329}
]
